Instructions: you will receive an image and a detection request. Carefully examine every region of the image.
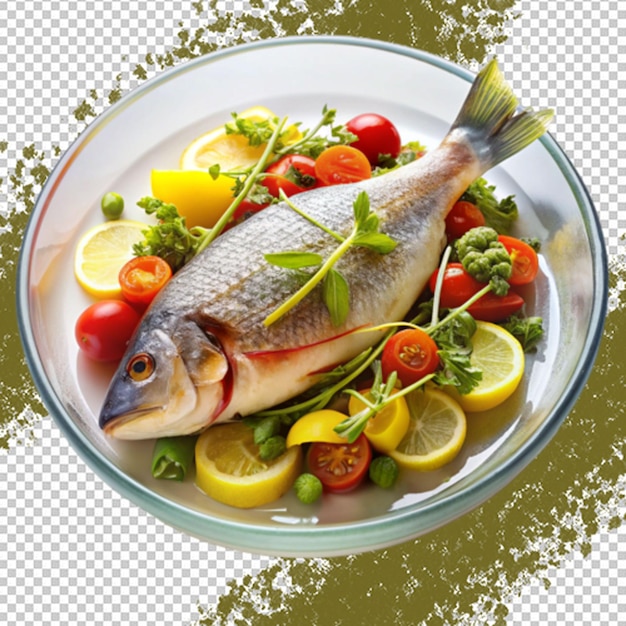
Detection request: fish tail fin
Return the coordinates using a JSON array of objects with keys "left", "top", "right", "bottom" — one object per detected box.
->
[{"left": 451, "top": 58, "right": 554, "bottom": 168}]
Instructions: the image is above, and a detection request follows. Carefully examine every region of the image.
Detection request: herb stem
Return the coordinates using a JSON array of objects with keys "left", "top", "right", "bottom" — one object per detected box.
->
[
  {"left": 196, "top": 116, "right": 288, "bottom": 254},
  {"left": 426, "top": 283, "right": 492, "bottom": 335},
  {"left": 430, "top": 245, "right": 453, "bottom": 327},
  {"left": 264, "top": 229, "right": 357, "bottom": 327},
  {"left": 278, "top": 190, "right": 345, "bottom": 243}
]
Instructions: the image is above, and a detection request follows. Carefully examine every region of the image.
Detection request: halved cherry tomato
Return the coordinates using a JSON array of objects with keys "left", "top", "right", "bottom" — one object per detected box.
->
[
  {"left": 263, "top": 154, "right": 318, "bottom": 198},
  {"left": 119, "top": 255, "right": 172, "bottom": 306},
  {"left": 429, "top": 263, "right": 524, "bottom": 322},
  {"left": 75, "top": 300, "right": 141, "bottom": 362},
  {"left": 307, "top": 433, "right": 372, "bottom": 493},
  {"left": 467, "top": 291, "right": 524, "bottom": 322},
  {"left": 498, "top": 235, "right": 539, "bottom": 285},
  {"left": 345, "top": 113, "right": 402, "bottom": 165},
  {"left": 314, "top": 145, "right": 372, "bottom": 186},
  {"left": 381, "top": 328, "right": 440, "bottom": 387},
  {"left": 445, "top": 200, "right": 486, "bottom": 241}
]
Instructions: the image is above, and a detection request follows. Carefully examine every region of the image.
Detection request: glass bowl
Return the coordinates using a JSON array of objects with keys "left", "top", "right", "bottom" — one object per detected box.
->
[{"left": 17, "top": 36, "right": 607, "bottom": 556}]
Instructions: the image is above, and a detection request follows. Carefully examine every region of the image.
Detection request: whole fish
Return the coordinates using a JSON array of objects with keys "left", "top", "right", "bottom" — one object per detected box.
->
[{"left": 100, "top": 59, "right": 552, "bottom": 439}]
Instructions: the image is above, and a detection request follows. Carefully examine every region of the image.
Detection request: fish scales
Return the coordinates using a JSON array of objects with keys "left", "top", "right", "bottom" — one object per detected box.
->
[{"left": 99, "top": 59, "right": 553, "bottom": 438}]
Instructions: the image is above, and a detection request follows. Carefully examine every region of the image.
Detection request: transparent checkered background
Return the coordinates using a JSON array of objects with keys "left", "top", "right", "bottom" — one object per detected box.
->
[{"left": 1, "top": 0, "right": 624, "bottom": 624}]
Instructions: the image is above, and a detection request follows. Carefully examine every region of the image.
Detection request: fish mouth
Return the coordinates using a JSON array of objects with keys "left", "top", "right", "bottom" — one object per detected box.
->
[{"left": 100, "top": 404, "right": 167, "bottom": 439}]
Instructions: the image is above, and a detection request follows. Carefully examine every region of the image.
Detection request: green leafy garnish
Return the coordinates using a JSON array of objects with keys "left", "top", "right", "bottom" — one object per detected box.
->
[
  {"left": 133, "top": 197, "right": 210, "bottom": 272},
  {"left": 263, "top": 190, "right": 397, "bottom": 327},
  {"left": 501, "top": 314, "right": 544, "bottom": 352},
  {"left": 461, "top": 177, "right": 519, "bottom": 234}
]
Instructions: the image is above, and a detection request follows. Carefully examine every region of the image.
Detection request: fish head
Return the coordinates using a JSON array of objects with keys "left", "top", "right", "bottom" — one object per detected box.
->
[{"left": 99, "top": 316, "right": 230, "bottom": 439}]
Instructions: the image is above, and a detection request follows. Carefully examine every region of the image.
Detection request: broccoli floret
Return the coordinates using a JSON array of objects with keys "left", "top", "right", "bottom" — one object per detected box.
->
[{"left": 455, "top": 226, "right": 512, "bottom": 296}]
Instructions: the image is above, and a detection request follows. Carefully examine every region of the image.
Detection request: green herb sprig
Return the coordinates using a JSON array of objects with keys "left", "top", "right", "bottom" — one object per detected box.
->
[{"left": 263, "top": 190, "right": 397, "bottom": 327}]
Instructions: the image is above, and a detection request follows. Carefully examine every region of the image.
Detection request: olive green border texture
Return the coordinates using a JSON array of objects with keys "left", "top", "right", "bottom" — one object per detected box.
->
[{"left": 1, "top": 1, "right": 623, "bottom": 625}]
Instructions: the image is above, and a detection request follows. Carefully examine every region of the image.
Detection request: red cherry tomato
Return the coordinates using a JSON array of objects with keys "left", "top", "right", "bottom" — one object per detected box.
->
[
  {"left": 263, "top": 154, "right": 318, "bottom": 198},
  {"left": 307, "top": 433, "right": 372, "bottom": 493},
  {"left": 429, "top": 263, "right": 485, "bottom": 308},
  {"left": 467, "top": 291, "right": 525, "bottom": 322},
  {"left": 445, "top": 200, "right": 486, "bottom": 241},
  {"left": 345, "top": 113, "right": 402, "bottom": 165},
  {"left": 429, "top": 263, "right": 524, "bottom": 322},
  {"left": 230, "top": 198, "right": 270, "bottom": 224},
  {"left": 75, "top": 300, "right": 141, "bottom": 362},
  {"left": 119, "top": 255, "right": 172, "bottom": 307},
  {"left": 498, "top": 235, "right": 539, "bottom": 285},
  {"left": 314, "top": 145, "right": 372, "bottom": 186},
  {"left": 381, "top": 328, "right": 440, "bottom": 387}
]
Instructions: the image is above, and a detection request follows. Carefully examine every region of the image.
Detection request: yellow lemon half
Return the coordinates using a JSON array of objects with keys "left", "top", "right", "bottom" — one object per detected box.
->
[
  {"left": 452, "top": 321, "right": 525, "bottom": 413},
  {"left": 195, "top": 422, "right": 303, "bottom": 509},
  {"left": 389, "top": 388, "right": 467, "bottom": 471},
  {"left": 285, "top": 409, "right": 348, "bottom": 447},
  {"left": 348, "top": 390, "right": 410, "bottom": 454},
  {"left": 74, "top": 219, "right": 147, "bottom": 298}
]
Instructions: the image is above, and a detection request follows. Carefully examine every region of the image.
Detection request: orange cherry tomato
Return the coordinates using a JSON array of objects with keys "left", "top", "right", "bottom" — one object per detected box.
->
[
  {"left": 314, "top": 145, "right": 372, "bottom": 186},
  {"left": 498, "top": 235, "right": 539, "bottom": 285},
  {"left": 118, "top": 255, "right": 172, "bottom": 306}
]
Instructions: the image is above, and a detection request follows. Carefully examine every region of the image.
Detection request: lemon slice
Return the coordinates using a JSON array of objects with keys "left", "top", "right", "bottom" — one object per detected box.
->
[
  {"left": 389, "top": 388, "right": 466, "bottom": 471},
  {"left": 74, "top": 220, "right": 147, "bottom": 298},
  {"left": 453, "top": 321, "right": 525, "bottom": 413},
  {"left": 180, "top": 105, "right": 279, "bottom": 171},
  {"left": 195, "top": 422, "right": 302, "bottom": 509}
]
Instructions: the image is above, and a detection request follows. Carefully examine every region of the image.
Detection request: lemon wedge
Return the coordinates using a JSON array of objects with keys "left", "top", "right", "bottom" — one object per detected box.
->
[
  {"left": 285, "top": 409, "right": 348, "bottom": 447},
  {"left": 451, "top": 321, "right": 525, "bottom": 413},
  {"left": 348, "top": 390, "right": 410, "bottom": 454},
  {"left": 195, "top": 422, "right": 302, "bottom": 509},
  {"left": 74, "top": 220, "right": 146, "bottom": 298},
  {"left": 389, "top": 388, "right": 467, "bottom": 471},
  {"left": 150, "top": 169, "right": 236, "bottom": 229}
]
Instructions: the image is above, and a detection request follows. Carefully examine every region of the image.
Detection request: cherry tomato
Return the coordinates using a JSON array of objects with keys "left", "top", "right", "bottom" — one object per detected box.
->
[
  {"left": 428, "top": 263, "right": 525, "bottom": 322},
  {"left": 429, "top": 263, "right": 485, "bottom": 309},
  {"left": 75, "top": 300, "right": 141, "bottom": 362},
  {"left": 498, "top": 235, "right": 539, "bottom": 285},
  {"left": 307, "top": 433, "right": 372, "bottom": 493},
  {"left": 119, "top": 255, "right": 172, "bottom": 307},
  {"left": 345, "top": 113, "right": 402, "bottom": 165},
  {"left": 467, "top": 291, "right": 524, "bottom": 322},
  {"left": 445, "top": 200, "right": 486, "bottom": 241},
  {"left": 263, "top": 154, "right": 318, "bottom": 198},
  {"left": 381, "top": 328, "right": 440, "bottom": 387},
  {"left": 229, "top": 198, "right": 270, "bottom": 225},
  {"left": 314, "top": 145, "right": 372, "bottom": 186}
]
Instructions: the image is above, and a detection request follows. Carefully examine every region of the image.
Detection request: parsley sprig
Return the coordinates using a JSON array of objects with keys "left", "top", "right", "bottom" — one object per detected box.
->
[{"left": 263, "top": 190, "right": 397, "bottom": 327}]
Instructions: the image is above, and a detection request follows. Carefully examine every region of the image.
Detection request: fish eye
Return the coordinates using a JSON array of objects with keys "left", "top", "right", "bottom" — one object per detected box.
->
[{"left": 126, "top": 353, "right": 155, "bottom": 382}]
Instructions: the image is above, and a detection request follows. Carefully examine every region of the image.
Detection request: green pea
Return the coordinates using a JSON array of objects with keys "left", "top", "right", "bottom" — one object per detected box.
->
[
  {"left": 293, "top": 473, "right": 323, "bottom": 504},
  {"left": 369, "top": 456, "right": 399, "bottom": 489},
  {"left": 101, "top": 192, "right": 124, "bottom": 220}
]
